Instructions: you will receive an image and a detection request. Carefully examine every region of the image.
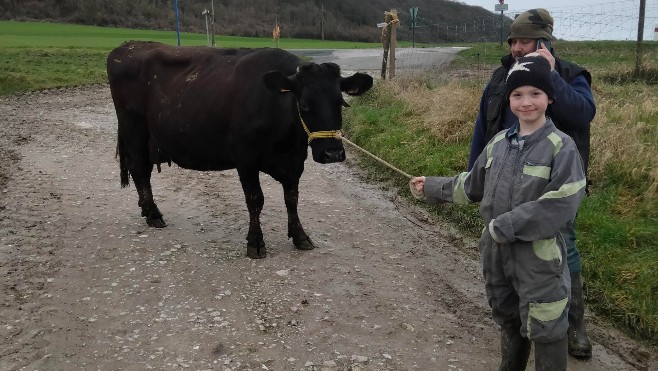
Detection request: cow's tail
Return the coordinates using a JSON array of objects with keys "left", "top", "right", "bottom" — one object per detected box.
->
[{"left": 116, "top": 133, "right": 130, "bottom": 188}]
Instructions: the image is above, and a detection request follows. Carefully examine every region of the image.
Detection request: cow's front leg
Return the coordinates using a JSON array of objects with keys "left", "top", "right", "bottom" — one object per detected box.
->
[
  {"left": 134, "top": 183, "right": 165, "bottom": 228},
  {"left": 283, "top": 183, "right": 314, "bottom": 250},
  {"left": 240, "top": 177, "right": 266, "bottom": 259},
  {"left": 131, "top": 163, "right": 166, "bottom": 228}
]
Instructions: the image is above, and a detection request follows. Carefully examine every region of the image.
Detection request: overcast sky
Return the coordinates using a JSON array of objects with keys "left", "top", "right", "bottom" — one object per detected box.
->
[
  {"left": 462, "top": 0, "right": 624, "bottom": 10},
  {"left": 459, "top": 0, "right": 658, "bottom": 40}
]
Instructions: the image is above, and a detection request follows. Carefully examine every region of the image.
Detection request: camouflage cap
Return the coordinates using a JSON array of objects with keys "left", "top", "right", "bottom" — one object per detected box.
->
[{"left": 507, "top": 8, "right": 554, "bottom": 44}]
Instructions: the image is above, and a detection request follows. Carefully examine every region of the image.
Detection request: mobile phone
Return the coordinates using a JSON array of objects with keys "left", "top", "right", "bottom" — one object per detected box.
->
[{"left": 536, "top": 38, "right": 552, "bottom": 51}]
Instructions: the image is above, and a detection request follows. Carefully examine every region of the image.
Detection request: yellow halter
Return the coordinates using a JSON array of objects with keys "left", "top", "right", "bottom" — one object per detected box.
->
[{"left": 297, "top": 102, "right": 342, "bottom": 144}]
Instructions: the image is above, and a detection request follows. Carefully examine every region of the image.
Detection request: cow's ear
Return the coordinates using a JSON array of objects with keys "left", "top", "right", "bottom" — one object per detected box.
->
[
  {"left": 340, "top": 72, "right": 374, "bottom": 96},
  {"left": 263, "top": 71, "right": 295, "bottom": 94}
]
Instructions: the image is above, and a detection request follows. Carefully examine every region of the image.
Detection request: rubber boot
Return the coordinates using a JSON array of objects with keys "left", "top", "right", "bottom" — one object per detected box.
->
[
  {"left": 535, "top": 335, "right": 567, "bottom": 371},
  {"left": 499, "top": 319, "right": 531, "bottom": 371},
  {"left": 568, "top": 272, "right": 593, "bottom": 359}
]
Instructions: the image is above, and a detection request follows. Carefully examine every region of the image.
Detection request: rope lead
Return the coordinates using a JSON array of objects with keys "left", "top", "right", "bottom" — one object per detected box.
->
[
  {"left": 295, "top": 102, "right": 411, "bottom": 179},
  {"left": 340, "top": 135, "right": 412, "bottom": 180}
]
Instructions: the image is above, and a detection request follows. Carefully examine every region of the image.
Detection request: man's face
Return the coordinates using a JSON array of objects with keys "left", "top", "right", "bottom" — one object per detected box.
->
[{"left": 509, "top": 38, "right": 538, "bottom": 60}]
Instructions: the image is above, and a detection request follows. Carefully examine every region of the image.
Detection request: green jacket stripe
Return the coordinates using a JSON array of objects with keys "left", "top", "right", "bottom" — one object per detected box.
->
[{"left": 540, "top": 179, "right": 586, "bottom": 200}]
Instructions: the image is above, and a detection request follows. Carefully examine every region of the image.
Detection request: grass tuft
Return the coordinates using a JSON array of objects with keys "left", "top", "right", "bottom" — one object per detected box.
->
[{"left": 600, "top": 61, "right": 658, "bottom": 85}]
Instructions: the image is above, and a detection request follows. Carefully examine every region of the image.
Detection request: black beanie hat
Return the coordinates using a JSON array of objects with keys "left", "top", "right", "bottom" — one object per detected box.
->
[{"left": 505, "top": 53, "right": 555, "bottom": 100}]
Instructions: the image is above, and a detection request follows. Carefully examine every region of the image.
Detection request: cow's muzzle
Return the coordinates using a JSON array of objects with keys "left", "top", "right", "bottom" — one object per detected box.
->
[{"left": 311, "top": 141, "right": 346, "bottom": 163}]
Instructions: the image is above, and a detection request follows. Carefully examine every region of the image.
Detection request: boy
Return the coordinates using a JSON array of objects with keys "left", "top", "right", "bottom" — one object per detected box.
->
[
  {"left": 410, "top": 54, "right": 586, "bottom": 371},
  {"left": 467, "top": 11, "right": 595, "bottom": 357}
]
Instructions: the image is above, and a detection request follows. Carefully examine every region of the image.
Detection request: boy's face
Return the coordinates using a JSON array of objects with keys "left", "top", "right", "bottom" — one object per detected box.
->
[
  {"left": 509, "top": 38, "right": 538, "bottom": 60},
  {"left": 509, "top": 85, "right": 553, "bottom": 125}
]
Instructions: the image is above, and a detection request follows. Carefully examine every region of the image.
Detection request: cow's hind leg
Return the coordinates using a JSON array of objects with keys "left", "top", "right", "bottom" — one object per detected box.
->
[
  {"left": 238, "top": 171, "right": 266, "bottom": 258},
  {"left": 117, "top": 109, "right": 166, "bottom": 228},
  {"left": 283, "top": 181, "right": 314, "bottom": 250}
]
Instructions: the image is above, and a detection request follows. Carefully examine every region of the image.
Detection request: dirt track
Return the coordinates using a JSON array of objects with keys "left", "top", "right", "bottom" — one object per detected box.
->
[{"left": 0, "top": 85, "right": 655, "bottom": 370}]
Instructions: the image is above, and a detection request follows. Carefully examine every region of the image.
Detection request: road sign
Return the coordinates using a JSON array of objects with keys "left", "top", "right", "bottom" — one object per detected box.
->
[
  {"left": 410, "top": 7, "right": 418, "bottom": 28},
  {"left": 495, "top": 3, "right": 508, "bottom": 11}
]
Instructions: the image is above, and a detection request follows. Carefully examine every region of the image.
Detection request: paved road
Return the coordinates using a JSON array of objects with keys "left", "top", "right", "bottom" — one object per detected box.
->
[{"left": 290, "top": 47, "right": 468, "bottom": 75}]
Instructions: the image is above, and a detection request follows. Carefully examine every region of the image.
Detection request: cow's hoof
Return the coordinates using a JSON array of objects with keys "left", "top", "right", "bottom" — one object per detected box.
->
[
  {"left": 147, "top": 217, "right": 167, "bottom": 228},
  {"left": 293, "top": 236, "right": 315, "bottom": 251},
  {"left": 247, "top": 243, "right": 266, "bottom": 259}
]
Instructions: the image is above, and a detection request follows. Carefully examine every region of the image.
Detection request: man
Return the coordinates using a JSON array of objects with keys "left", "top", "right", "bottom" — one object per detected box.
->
[{"left": 467, "top": 8, "right": 595, "bottom": 361}]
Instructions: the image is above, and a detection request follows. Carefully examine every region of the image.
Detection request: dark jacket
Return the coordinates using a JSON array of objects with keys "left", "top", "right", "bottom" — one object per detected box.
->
[{"left": 468, "top": 54, "right": 595, "bottom": 175}]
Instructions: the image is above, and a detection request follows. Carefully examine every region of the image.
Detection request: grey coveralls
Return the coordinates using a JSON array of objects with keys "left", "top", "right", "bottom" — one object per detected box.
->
[{"left": 423, "top": 118, "right": 586, "bottom": 343}]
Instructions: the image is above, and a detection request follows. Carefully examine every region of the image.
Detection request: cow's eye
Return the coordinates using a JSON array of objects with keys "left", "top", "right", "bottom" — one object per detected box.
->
[{"left": 299, "top": 101, "right": 310, "bottom": 112}]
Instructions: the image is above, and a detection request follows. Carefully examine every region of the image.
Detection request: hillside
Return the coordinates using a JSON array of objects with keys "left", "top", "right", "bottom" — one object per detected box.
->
[{"left": 0, "top": 0, "right": 513, "bottom": 43}]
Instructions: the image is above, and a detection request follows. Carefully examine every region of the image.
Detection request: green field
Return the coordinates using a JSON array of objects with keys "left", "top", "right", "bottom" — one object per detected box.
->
[
  {"left": 0, "top": 20, "right": 385, "bottom": 49},
  {"left": 1, "top": 20, "right": 657, "bottom": 348},
  {"left": 0, "top": 20, "right": 382, "bottom": 95}
]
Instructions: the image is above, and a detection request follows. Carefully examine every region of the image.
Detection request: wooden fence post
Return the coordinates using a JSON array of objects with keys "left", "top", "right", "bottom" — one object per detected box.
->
[
  {"left": 380, "top": 9, "right": 399, "bottom": 79},
  {"left": 381, "top": 11, "right": 392, "bottom": 79},
  {"left": 273, "top": 19, "right": 280, "bottom": 48},
  {"left": 389, "top": 9, "right": 398, "bottom": 79}
]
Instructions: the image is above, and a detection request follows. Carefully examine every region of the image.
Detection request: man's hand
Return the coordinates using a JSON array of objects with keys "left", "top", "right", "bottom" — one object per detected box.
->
[{"left": 535, "top": 41, "right": 556, "bottom": 70}]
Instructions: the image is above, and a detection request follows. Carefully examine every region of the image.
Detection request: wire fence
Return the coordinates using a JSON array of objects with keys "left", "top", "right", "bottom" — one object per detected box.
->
[
  {"left": 395, "top": 0, "right": 658, "bottom": 42},
  {"left": 382, "top": 47, "right": 486, "bottom": 81}
]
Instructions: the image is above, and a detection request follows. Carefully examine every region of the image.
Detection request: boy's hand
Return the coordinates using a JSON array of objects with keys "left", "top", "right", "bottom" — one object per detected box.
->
[{"left": 409, "top": 176, "right": 426, "bottom": 200}]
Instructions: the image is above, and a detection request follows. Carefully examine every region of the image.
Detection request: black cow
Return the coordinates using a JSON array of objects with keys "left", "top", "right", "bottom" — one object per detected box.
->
[{"left": 106, "top": 41, "right": 373, "bottom": 258}]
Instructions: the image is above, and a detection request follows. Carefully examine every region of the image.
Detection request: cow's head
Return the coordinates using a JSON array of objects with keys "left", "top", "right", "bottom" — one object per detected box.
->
[{"left": 263, "top": 62, "right": 373, "bottom": 164}]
